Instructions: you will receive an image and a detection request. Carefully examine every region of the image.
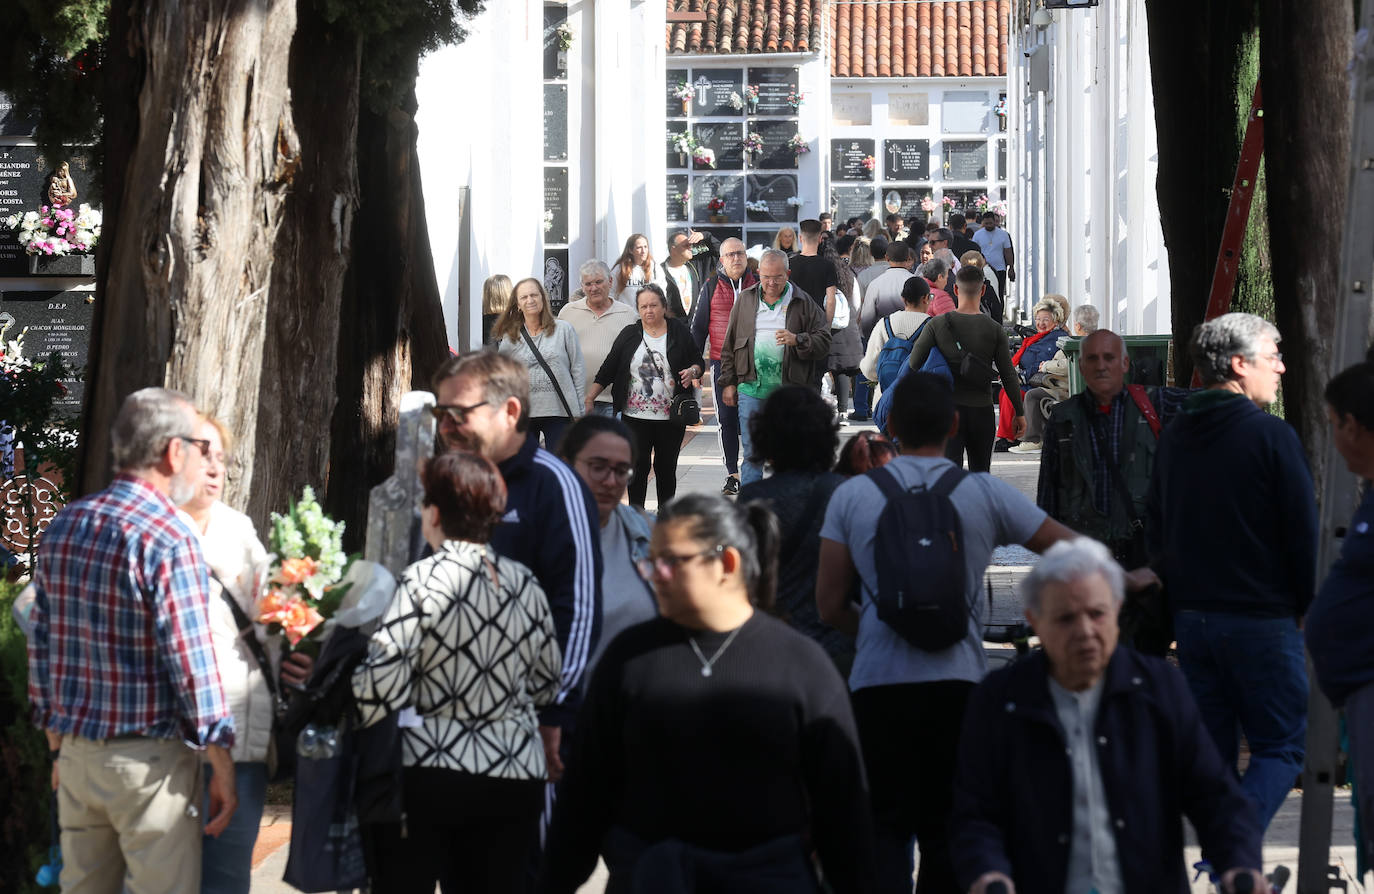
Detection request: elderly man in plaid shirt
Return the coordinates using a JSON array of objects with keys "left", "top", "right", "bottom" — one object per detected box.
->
[{"left": 27, "top": 387, "right": 238, "bottom": 893}]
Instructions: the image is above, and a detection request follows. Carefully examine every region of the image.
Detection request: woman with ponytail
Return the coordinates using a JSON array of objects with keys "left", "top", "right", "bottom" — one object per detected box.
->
[
  {"left": 539, "top": 494, "right": 876, "bottom": 893},
  {"left": 610, "top": 233, "right": 666, "bottom": 306}
]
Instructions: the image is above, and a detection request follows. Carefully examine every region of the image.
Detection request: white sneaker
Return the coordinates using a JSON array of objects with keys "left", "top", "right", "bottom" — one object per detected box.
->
[{"left": 1008, "top": 441, "right": 1042, "bottom": 454}]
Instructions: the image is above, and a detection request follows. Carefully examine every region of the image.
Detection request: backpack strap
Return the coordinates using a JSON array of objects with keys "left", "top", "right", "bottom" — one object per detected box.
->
[
  {"left": 866, "top": 464, "right": 905, "bottom": 501},
  {"left": 1126, "top": 384, "right": 1162, "bottom": 439},
  {"left": 884, "top": 316, "right": 895, "bottom": 340},
  {"left": 930, "top": 465, "right": 968, "bottom": 497}
]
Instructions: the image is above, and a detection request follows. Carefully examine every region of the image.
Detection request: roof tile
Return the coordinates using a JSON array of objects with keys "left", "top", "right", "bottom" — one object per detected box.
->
[
  {"left": 822, "top": 0, "right": 1006, "bottom": 78},
  {"left": 665, "top": 0, "right": 826, "bottom": 56}
]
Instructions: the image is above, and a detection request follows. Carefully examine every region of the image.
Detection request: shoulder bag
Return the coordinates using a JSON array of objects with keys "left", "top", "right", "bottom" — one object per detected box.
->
[
  {"left": 642, "top": 331, "right": 701, "bottom": 426},
  {"left": 939, "top": 314, "right": 997, "bottom": 385},
  {"left": 831, "top": 289, "right": 850, "bottom": 330},
  {"left": 520, "top": 326, "right": 577, "bottom": 418}
]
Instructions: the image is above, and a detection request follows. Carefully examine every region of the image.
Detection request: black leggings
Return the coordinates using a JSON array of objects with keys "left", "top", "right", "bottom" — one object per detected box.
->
[
  {"left": 945, "top": 404, "right": 996, "bottom": 472},
  {"left": 624, "top": 416, "right": 686, "bottom": 507}
]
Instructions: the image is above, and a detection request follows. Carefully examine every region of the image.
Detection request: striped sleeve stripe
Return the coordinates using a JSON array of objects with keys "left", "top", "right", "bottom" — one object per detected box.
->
[{"left": 533, "top": 449, "right": 598, "bottom": 704}]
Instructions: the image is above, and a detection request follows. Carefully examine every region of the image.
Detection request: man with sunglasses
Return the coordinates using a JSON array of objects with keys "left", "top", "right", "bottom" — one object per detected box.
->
[
  {"left": 429, "top": 351, "right": 601, "bottom": 793},
  {"left": 27, "top": 387, "right": 238, "bottom": 892},
  {"left": 660, "top": 228, "right": 719, "bottom": 320}
]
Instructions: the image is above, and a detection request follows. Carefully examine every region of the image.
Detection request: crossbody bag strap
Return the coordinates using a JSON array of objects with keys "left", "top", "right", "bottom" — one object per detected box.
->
[
  {"left": 520, "top": 326, "right": 576, "bottom": 418},
  {"left": 1088, "top": 413, "right": 1145, "bottom": 532},
  {"left": 211, "top": 569, "right": 279, "bottom": 702},
  {"left": 641, "top": 331, "right": 677, "bottom": 396},
  {"left": 1126, "top": 384, "right": 1162, "bottom": 439}
]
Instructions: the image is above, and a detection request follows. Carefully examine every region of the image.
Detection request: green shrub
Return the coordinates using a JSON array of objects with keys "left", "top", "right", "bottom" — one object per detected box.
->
[{"left": 0, "top": 579, "right": 51, "bottom": 893}]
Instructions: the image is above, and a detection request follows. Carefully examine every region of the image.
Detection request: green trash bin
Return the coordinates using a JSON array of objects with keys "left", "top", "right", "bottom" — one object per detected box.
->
[{"left": 1063, "top": 334, "right": 1173, "bottom": 396}]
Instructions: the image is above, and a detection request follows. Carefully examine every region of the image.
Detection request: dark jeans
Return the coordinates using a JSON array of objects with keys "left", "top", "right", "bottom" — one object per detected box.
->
[
  {"left": 371, "top": 766, "right": 543, "bottom": 893},
  {"left": 711, "top": 359, "right": 740, "bottom": 475},
  {"left": 529, "top": 416, "right": 571, "bottom": 452},
  {"left": 852, "top": 337, "right": 872, "bottom": 418},
  {"left": 851, "top": 680, "right": 974, "bottom": 893},
  {"left": 944, "top": 404, "right": 996, "bottom": 472},
  {"left": 624, "top": 415, "right": 686, "bottom": 507},
  {"left": 1173, "top": 610, "right": 1308, "bottom": 829}
]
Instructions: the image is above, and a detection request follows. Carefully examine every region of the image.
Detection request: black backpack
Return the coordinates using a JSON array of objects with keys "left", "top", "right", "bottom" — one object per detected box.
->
[{"left": 867, "top": 464, "right": 971, "bottom": 651}]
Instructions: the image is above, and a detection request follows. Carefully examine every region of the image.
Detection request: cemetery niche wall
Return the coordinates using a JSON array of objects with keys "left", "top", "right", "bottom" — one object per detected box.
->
[{"left": 667, "top": 66, "right": 805, "bottom": 243}]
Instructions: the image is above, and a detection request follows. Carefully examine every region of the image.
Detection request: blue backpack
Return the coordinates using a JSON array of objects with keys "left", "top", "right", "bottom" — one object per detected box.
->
[
  {"left": 875, "top": 316, "right": 918, "bottom": 391},
  {"left": 867, "top": 464, "right": 971, "bottom": 651},
  {"left": 873, "top": 320, "right": 951, "bottom": 435}
]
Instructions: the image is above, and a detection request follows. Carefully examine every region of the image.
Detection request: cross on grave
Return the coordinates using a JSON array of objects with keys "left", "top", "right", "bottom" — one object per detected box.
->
[
  {"left": 365, "top": 390, "right": 436, "bottom": 578},
  {"left": 694, "top": 76, "right": 711, "bottom": 106}
]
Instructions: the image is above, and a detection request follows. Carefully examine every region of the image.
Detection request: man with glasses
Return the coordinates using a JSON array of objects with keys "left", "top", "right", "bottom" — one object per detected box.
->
[
  {"left": 689, "top": 237, "right": 758, "bottom": 495},
  {"left": 660, "top": 228, "right": 718, "bottom": 320},
  {"left": 27, "top": 387, "right": 238, "bottom": 892},
  {"left": 559, "top": 260, "right": 637, "bottom": 417},
  {"left": 717, "top": 249, "right": 831, "bottom": 484},
  {"left": 1146, "top": 312, "right": 1316, "bottom": 831},
  {"left": 430, "top": 351, "right": 601, "bottom": 789}
]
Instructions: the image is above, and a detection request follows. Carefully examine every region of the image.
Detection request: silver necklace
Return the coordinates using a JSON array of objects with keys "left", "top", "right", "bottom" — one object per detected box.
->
[{"left": 688, "top": 626, "right": 743, "bottom": 677}]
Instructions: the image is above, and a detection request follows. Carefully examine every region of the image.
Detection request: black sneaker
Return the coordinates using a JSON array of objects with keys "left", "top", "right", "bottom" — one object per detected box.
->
[
  {"left": 722, "top": 476, "right": 741, "bottom": 496},
  {"left": 994, "top": 438, "right": 1017, "bottom": 453}
]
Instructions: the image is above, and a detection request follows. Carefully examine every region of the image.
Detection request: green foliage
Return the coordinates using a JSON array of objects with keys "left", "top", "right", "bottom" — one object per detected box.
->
[
  {"left": 0, "top": 578, "right": 52, "bottom": 894},
  {"left": 0, "top": 0, "right": 106, "bottom": 164},
  {"left": 316, "top": 0, "right": 484, "bottom": 112}
]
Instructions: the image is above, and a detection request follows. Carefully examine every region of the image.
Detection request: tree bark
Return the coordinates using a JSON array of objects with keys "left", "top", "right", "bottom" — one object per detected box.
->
[
  {"left": 80, "top": 0, "right": 299, "bottom": 502},
  {"left": 247, "top": 0, "right": 361, "bottom": 527},
  {"left": 1259, "top": 0, "right": 1353, "bottom": 470},
  {"left": 326, "top": 92, "right": 448, "bottom": 550},
  {"left": 1143, "top": 0, "right": 1261, "bottom": 385}
]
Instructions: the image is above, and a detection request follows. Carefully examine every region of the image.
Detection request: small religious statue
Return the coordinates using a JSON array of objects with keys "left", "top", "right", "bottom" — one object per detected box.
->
[{"left": 46, "top": 162, "right": 77, "bottom": 208}]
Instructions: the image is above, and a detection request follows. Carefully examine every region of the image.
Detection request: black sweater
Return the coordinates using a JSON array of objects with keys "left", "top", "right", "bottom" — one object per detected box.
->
[
  {"left": 593, "top": 318, "right": 699, "bottom": 417},
  {"left": 539, "top": 612, "right": 876, "bottom": 893}
]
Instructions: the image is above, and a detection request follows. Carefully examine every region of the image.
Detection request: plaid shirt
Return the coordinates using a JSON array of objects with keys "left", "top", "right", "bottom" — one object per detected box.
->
[{"left": 27, "top": 475, "right": 235, "bottom": 749}]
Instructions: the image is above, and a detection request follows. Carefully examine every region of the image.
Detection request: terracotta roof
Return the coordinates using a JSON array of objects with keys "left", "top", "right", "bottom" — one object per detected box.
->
[
  {"left": 828, "top": 0, "right": 1007, "bottom": 77},
  {"left": 666, "top": 0, "right": 1006, "bottom": 78},
  {"left": 666, "top": 0, "right": 824, "bottom": 54}
]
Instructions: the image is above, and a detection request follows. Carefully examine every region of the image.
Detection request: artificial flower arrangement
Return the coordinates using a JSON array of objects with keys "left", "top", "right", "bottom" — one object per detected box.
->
[
  {"left": 256, "top": 486, "right": 352, "bottom": 649},
  {"left": 744, "top": 85, "right": 759, "bottom": 109},
  {"left": 745, "top": 199, "right": 770, "bottom": 213},
  {"left": 786, "top": 135, "right": 810, "bottom": 156},
  {"left": 994, "top": 97, "right": 1008, "bottom": 119},
  {"left": 786, "top": 196, "right": 805, "bottom": 207},
  {"left": 707, "top": 196, "right": 727, "bottom": 214},
  {"left": 672, "top": 82, "right": 694, "bottom": 102},
  {"left": 942, "top": 196, "right": 957, "bottom": 210},
  {"left": 543, "top": 210, "right": 554, "bottom": 233},
  {"left": 742, "top": 131, "right": 764, "bottom": 156},
  {"left": 692, "top": 146, "right": 717, "bottom": 169},
  {"left": 728, "top": 91, "right": 745, "bottom": 111},
  {"left": 920, "top": 196, "right": 936, "bottom": 213},
  {"left": 787, "top": 90, "right": 804, "bottom": 110},
  {"left": 556, "top": 23, "right": 574, "bottom": 51},
  {"left": 4, "top": 204, "right": 102, "bottom": 256},
  {"left": 670, "top": 188, "right": 691, "bottom": 213},
  {"left": 861, "top": 155, "right": 876, "bottom": 172}
]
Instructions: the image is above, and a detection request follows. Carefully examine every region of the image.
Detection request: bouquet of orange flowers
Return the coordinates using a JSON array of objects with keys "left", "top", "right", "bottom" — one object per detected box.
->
[{"left": 255, "top": 486, "right": 351, "bottom": 648}]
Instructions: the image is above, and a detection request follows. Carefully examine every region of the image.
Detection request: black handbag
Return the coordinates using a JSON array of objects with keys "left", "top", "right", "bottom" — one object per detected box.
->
[{"left": 642, "top": 332, "right": 701, "bottom": 426}]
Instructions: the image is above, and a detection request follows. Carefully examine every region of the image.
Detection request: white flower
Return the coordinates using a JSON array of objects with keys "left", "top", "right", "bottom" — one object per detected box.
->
[
  {"left": 728, "top": 91, "right": 745, "bottom": 110},
  {"left": 786, "top": 196, "right": 804, "bottom": 207},
  {"left": 745, "top": 200, "right": 769, "bottom": 212}
]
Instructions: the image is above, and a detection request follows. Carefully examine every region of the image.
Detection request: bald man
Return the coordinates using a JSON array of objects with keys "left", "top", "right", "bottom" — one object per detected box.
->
[
  {"left": 1035, "top": 329, "right": 1188, "bottom": 654},
  {"left": 689, "top": 237, "right": 758, "bottom": 495}
]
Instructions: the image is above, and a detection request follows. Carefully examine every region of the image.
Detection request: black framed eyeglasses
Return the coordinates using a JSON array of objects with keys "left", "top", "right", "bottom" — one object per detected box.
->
[
  {"left": 637, "top": 544, "right": 725, "bottom": 579},
  {"left": 578, "top": 459, "right": 634, "bottom": 483},
  {"left": 176, "top": 436, "right": 212, "bottom": 458},
  {"left": 430, "top": 402, "right": 489, "bottom": 425}
]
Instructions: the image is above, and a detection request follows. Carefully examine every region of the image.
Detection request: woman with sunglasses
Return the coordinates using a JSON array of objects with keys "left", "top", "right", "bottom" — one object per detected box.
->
[
  {"left": 539, "top": 494, "right": 876, "bottom": 893},
  {"left": 558, "top": 415, "right": 658, "bottom": 677},
  {"left": 585, "top": 283, "right": 698, "bottom": 508},
  {"left": 493, "top": 276, "right": 586, "bottom": 449}
]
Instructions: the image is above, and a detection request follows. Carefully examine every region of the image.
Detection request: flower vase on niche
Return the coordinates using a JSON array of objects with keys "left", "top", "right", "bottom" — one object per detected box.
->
[{"left": 707, "top": 197, "right": 727, "bottom": 224}]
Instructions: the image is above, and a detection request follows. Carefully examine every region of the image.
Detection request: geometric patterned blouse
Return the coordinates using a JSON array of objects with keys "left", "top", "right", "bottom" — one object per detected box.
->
[{"left": 352, "top": 540, "right": 562, "bottom": 779}]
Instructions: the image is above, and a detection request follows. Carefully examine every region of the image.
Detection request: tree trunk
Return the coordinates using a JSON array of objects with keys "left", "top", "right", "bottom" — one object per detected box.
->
[
  {"left": 1259, "top": 0, "right": 1353, "bottom": 470},
  {"left": 247, "top": 0, "right": 361, "bottom": 528},
  {"left": 1143, "top": 0, "right": 1261, "bottom": 385},
  {"left": 80, "top": 0, "right": 299, "bottom": 502},
  {"left": 326, "top": 91, "right": 448, "bottom": 550}
]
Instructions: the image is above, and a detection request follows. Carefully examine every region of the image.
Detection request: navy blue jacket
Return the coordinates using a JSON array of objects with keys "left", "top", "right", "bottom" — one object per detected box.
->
[
  {"left": 1307, "top": 487, "right": 1374, "bottom": 707},
  {"left": 1145, "top": 390, "right": 1317, "bottom": 617},
  {"left": 951, "top": 648, "right": 1262, "bottom": 894},
  {"left": 492, "top": 434, "right": 603, "bottom": 728}
]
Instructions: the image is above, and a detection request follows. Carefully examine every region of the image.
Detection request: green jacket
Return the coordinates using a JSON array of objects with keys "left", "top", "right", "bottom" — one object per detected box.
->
[{"left": 717, "top": 283, "right": 832, "bottom": 389}]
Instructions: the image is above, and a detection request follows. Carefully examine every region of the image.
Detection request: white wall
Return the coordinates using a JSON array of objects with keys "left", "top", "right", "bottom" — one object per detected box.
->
[{"left": 1007, "top": 0, "right": 1170, "bottom": 334}]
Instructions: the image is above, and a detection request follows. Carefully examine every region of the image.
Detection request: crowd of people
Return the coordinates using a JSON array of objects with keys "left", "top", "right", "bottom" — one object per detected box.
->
[{"left": 17, "top": 206, "right": 1374, "bottom": 894}]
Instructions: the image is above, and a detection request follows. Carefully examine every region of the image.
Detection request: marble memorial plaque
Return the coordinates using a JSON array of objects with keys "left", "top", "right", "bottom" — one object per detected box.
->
[
  {"left": 544, "top": 84, "right": 567, "bottom": 161},
  {"left": 943, "top": 141, "right": 988, "bottom": 182},
  {"left": 0, "top": 148, "right": 100, "bottom": 277},
  {"left": 998, "top": 139, "right": 1007, "bottom": 180},
  {"left": 0, "top": 92, "right": 36, "bottom": 137},
  {"left": 748, "top": 68, "right": 799, "bottom": 116},
  {"left": 888, "top": 93, "right": 930, "bottom": 126},
  {"left": 693, "top": 122, "right": 744, "bottom": 170},
  {"left": 544, "top": 167, "right": 569, "bottom": 244},
  {"left": 0, "top": 289, "right": 92, "bottom": 414},
  {"left": 943, "top": 91, "right": 992, "bottom": 134},
  {"left": 543, "top": 4, "right": 568, "bottom": 79},
  {"left": 667, "top": 69, "right": 691, "bottom": 117},
  {"left": 745, "top": 174, "right": 799, "bottom": 223},
  {"left": 692, "top": 175, "right": 744, "bottom": 222},
  {"left": 543, "top": 249, "right": 571, "bottom": 314},
  {"left": 695, "top": 225, "right": 743, "bottom": 246},
  {"left": 668, "top": 125, "right": 691, "bottom": 169},
  {"left": 831, "top": 186, "right": 876, "bottom": 222},
  {"left": 884, "top": 140, "right": 930, "bottom": 181},
  {"left": 752, "top": 120, "right": 799, "bottom": 170},
  {"left": 691, "top": 69, "right": 745, "bottom": 117},
  {"left": 881, "top": 188, "right": 933, "bottom": 224},
  {"left": 943, "top": 188, "right": 984, "bottom": 215},
  {"left": 667, "top": 174, "right": 690, "bottom": 223},
  {"left": 745, "top": 229, "right": 780, "bottom": 250},
  {"left": 831, "top": 92, "right": 872, "bottom": 126},
  {"left": 830, "top": 139, "right": 875, "bottom": 182}
]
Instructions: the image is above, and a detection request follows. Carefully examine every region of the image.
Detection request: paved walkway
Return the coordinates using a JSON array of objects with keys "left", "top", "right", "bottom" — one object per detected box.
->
[{"left": 249, "top": 414, "right": 1360, "bottom": 891}]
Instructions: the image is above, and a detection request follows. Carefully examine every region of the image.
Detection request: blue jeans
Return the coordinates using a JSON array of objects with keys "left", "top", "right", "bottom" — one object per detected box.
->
[
  {"left": 201, "top": 761, "right": 268, "bottom": 894},
  {"left": 1173, "top": 610, "right": 1308, "bottom": 829},
  {"left": 711, "top": 360, "right": 740, "bottom": 476},
  {"left": 737, "top": 392, "right": 766, "bottom": 484},
  {"left": 852, "top": 336, "right": 872, "bottom": 418},
  {"left": 528, "top": 416, "right": 570, "bottom": 451},
  {"left": 590, "top": 402, "right": 617, "bottom": 418}
]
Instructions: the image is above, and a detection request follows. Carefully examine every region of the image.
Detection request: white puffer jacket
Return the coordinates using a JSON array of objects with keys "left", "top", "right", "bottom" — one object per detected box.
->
[{"left": 184, "top": 502, "right": 276, "bottom": 764}]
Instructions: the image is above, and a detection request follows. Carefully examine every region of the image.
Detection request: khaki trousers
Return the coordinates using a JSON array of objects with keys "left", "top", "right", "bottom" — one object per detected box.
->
[{"left": 57, "top": 735, "right": 202, "bottom": 894}]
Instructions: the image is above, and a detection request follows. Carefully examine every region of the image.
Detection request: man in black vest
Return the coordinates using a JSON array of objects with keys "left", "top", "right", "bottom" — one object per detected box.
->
[{"left": 660, "top": 228, "right": 719, "bottom": 320}]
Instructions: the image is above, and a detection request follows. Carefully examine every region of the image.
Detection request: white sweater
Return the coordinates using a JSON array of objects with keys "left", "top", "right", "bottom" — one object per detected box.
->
[
  {"left": 860, "top": 310, "right": 930, "bottom": 382},
  {"left": 496, "top": 320, "right": 587, "bottom": 419}
]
